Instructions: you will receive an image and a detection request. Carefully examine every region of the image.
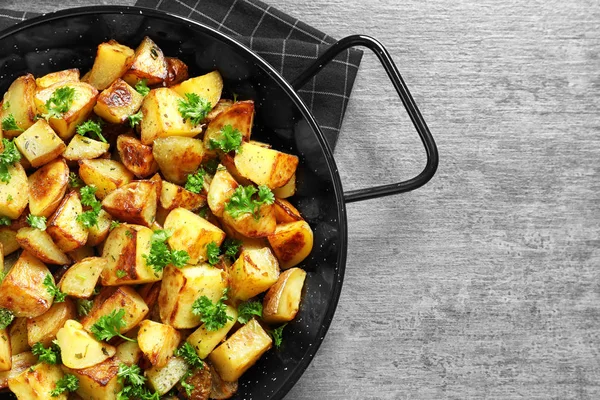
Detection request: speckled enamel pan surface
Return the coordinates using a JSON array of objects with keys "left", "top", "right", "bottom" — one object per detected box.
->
[{"left": 0, "top": 6, "right": 347, "bottom": 400}]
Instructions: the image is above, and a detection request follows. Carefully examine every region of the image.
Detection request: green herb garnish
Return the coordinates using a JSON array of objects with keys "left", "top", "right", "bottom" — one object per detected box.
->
[
  {"left": 1, "top": 114, "right": 23, "bottom": 132},
  {"left": 237, "top": 301, "right": 263, "bottom": 324},
  {"left": 43, "top": 274, "right": 66, "bottom": 302},
  {"left": 32, "top": 341, "right": 61, "bottom": 364},
  {"left": 0, "top": 308, "right": 14, "bottom": 329},
  {"left": 90, "top": 309, "right": 136, "bottom": 342},
  {"left": 50, "top": 373, "right": 79, "bottom": 396},
  {"left": 206, "top": 241, "right": 220, "bottom": 265},
  {"left": 269, "top": 323, "right": 287, "bottom": 348},
  {"left": 43, "top": 86, "right": 75, "bottom": 119},
  {"left": 208, "top": 124, "right": 242, "bottom": 153},
  {"left": 184, "top": 168, "right": 206, "bottom": 194},
  {"left": 143, "top": 230, "right": 189, "bottom": 272},
  {"left": 225, "top": 184, "right": 274, "bottom": 219},
  {"left": 127, "top": 111, "right": 143, "bottom": 128},
  {"left": 76, "top": 120, "right": 107, "bottom": 143},
  {"left": 191, "top": 289, "right": 233, "bottom": 331},
  {"left": 178, "top": 93, "right": 211, "bottom": 125},
  {"left": 174, "top": 342, "right": 204, "bottom": 370},
  {"left": 134, "top": 79, "right": 150, "bottom": 96},
  {"left": 0, "top": 138, "right": 22, "bottom": 183},
  {"left": 27, "top": 214, "right": 47, "bottom": 231}
]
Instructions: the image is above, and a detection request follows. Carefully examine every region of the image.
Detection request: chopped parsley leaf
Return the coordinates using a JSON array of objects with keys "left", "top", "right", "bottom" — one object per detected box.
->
[
  {"left": 178, "top": 93, "right": 211, "bottom": 125},
  {"left": 191, "top": 289, "right": 233, "bottom": 331},
  {"left": 76, "top": 120, "right": 107, "bottom": 143},
  {"left": 27, "top": 214, "right": 47, "bottom": 231},
  {"left": 208, "top": 124, "right": 243, "bottom": 153}
]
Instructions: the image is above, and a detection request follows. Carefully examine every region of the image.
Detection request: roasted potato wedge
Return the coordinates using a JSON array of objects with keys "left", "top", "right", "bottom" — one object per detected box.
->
[
  {"left": 145, "top": 356, "right": 188, "bottom": 396},
  {"left": 47, "top": 190, "right": 88, "bottom": 252},
  {"left": 164, "top": 57, "right": 189, "bottom": 86},
  {"left": 14, "top": 119, "right": 65, "bottom": 168},
  {"left": 93, "top": 79, "right": 144, "bottom": 124},
  {"left": 207, "top": 165, "right": 238, "bottom": 218},
  {"left": 137, "top": 320, "right": 180, "bottom": 367},
  {"left": 187, "top": 305, "right": 237, "bottom": 359},
  {"left": 0, "top": 329, "right": 10, "bottom": 372},
  {"left": 234, "top": 142, "right": 299, "bottom": 189},
  {"left": 228, "top": 247, "right": 280, "bottom": 301},
  {"left": 63, "top": 134, "right": 110, "bottom": 161},
  {"left": 8, "top": 361, "right": 67, "bottom": 400},
  {"left": 152, "top": 136, "right": 205, "bottom": 184},
  {"left": 16, "top": 227, "right": 70, "bottom": 265},
  {"left": 116, "top": 135, "right": 158, "bottom": 178},
  {"left": 171, "top": 70, "right": 223, "bottom": 110},
  {"left": 28, "top": 158, "right": 69, "bottom": 218},
  {"left": 208, "top": 319, "right": 272, "bottom": 382},
  {"left": 267, "top": 220, "right": 313, "bottom": 269},
  {"left": 140, "top": 88, "right": 203, "bottom": 145},
  {"left": 58, "top": 257, "right": 106, "bottom": 298},
  {"left": 34, "top": 81, "right": 99, "bottom": 141},
  {"left": 272, "top": 174, "right": 296, "bottom": 199},
  {"left": 158, "top": 264, "right": 228, "bottom": 329},
  {"left": 0, "top": 163, "right": 29, "bottom": 219},
  {"left": 101, "top": 180, "right": 158, "bottom": 227},
  {"left": 56, "top": 320, "right": 116, "bottom": 370},
  {"left": 0, "top": 351, "right": 36, "bottom": 390},
  {"left": 262, "top": 267, "right": 306, "bottom": 324},
  {"left": 35, "top": 68, "right": 79, "bottom": 89},
  {"left": 78, "top": 159, "right": 133, "bottom": 199},
  {"left": 273, "top": 198, "right": 303, "bottom": 223},
  {"left": 0, "top": 251, "right": 53, "bottom": 318},
  {"left": 222, "top": 201, "right": 277, "bottom": 238},
  {"left": 160, "top": 181, "right": 206, "bottom": 211},
  {"left": 122, "top": 36, "right": 168, "bottom": 86},
  {"left": 84, "top": 40, "right": 135, "bottom": 90},
  {"left": 9, "top": 318, "right": 29, "bottom": 355},
  {"left": 203, "top": 100, "right": 254, "bottom": 156},
  {"left": 0, "top": 74, "right": 37, "bottom": 137},
  {"left": 62, "top": 356, "right": 123, "bottom": 400},
  {"left": 164, "top": 207, "right": 226, "bottom": 265}
]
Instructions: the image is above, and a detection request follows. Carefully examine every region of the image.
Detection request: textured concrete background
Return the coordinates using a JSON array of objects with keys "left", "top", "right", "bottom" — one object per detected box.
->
[{"left": 5, "top": 0, "right": 600, "bottom": 398}]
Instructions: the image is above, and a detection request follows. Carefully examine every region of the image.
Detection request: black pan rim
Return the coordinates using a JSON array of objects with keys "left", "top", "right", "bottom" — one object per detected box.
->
[{"left": 0, "top": 5, "right": 349, "bottom": 400}]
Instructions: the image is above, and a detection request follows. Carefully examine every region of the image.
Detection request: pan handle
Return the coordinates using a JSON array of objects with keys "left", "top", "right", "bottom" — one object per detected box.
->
[{"left": 292, "top": 35, "right": 439, "bottom": 203}]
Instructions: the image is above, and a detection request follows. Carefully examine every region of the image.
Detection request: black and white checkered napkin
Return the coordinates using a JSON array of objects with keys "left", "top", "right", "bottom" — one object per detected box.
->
[{"left": 0, "top": 0, "right": 363, "bottom": 149}]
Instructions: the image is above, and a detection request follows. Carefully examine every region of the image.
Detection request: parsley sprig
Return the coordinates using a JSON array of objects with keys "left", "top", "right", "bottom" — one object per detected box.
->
[
  {"left": 76, "top": 120, "right": 107, "bottom": 143},
  {"left": 237, "top": 301, "right": 263, "bottom": 324},
  {"left": 208, "top": 124, "right": 243, "bottom": 153},
  {"left": 127, "top": 111, "right": 143, "bottom": 128},
  {"left": 76, "top": 298, "right": 94, "bottom": 317},
  {"left": 222, "top": 238, "right": 242, "bottom": 261},
  {"left": 50, "top": 374, "right": 79, "bottom": 397},
  {"left": 191, "top": 289, "right": 233, "bottom": 331},
  {"left": 178, "top": 93, "right": 211, "bottom": 125},
  {"left": 134, "top": 79, "right": 150, "bottom": 96},
  {"left": 184, "top": 168, "right": 206, "bottom": 194},
  {"left": 43, "top": 274, "right": 67, "bottom": 302},
  {"left": 0, "top": 138, "right": 22, "bottom": 183},
  {"left": 43, "top": 86, "right": 75, "bottom": 120},
  {"left": 0, "top": 216, "right": 11, "bottom": 226},
  {"left": 32, "top": 341, "right": 61, "bottom": 364},
  {"left": 68, "top": 172, "right": 84, "bottom": 188},
  {"left": 117, "top": 363, "right": 160, "bottom": 400},
  {"left": 268, "top": 323, "right": 287, "bottom": 349},
  {"left": 205, "top": 239, "right": 241, "bottom": 265},
  {"left": 76, "top": 185, "right": 102, "bottom": 228},
  {"left": 90, "top": 309, "right": 136, "bottom": 342},
  {"left": 143, "top": 230, "right": 190, "bottom": 272},
  {"left": 27, "top": 214, "right": 47, "bottom": 231},
  {"left": 175, "top": 342, "right": 204, "bottom": 370},
  {"left": 180, "top": 370, "right": 195, "bottom": 397},
  {"left": 225, "top": 185, "right": 275, "bottom": 219},
  {"left": 206, "top": 241, "right": 220, "bottom": 265},
  {"left": 1, "top": 114, "right": 23, "bottom": 132},
  {"left": 0, "top": 308, "right": 14, "bottom": 329}
]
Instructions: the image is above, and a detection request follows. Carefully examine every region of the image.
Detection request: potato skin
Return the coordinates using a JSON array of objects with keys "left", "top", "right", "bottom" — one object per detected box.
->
[
  {"left": 27, "top": 158, "right": 69, "bottom": 218},
  {"left": 116, "top": 135, "right": 159, "bottom": 178},
  {"left": 262, "top": 267, "right": 307, "bottom": 324},
  {"left": 0, "top": 74, "right": 38, "bottom": 137}
]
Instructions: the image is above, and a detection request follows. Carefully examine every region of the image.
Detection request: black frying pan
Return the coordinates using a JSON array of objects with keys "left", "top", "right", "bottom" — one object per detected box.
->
[{"left": 0, "top": 6, "right": 438, "bottom": 399}]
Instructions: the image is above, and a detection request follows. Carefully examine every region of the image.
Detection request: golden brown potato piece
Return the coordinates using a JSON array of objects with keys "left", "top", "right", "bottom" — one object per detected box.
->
[
  {"left": 123, "top": 36, "right": 168, "bottom": 86},
  {"left": 115, "top": 340, "right": 142, "bottom": 367},
  {"left": 47, "top": 190, "right": 88, "bottom": 252},
  {"left": 56, "top": 320, "right": 116, "bottom": 370},
  {"left": 35, "top": 68, "right": 79, "bottom": 89},
  {"left": 272, "top": 174, "right": 296, "bottom": 199},
  {"left": 137, "top": 320, "right": 180, "bottom": 367},
  {"left": 0, "top": 163, "right": 29, "bottom": 219},
  {"left": 0, "top": 251, "right": 53, "bottom": 318},
  {"left": 100, "top": 224, "right": 158, "bottom": 286},
  {"left": 26, "top": 299, "right": 76, "bottom": 347},
  {"left": 0, "top": 328, "right": 10, "bottom": 372},
  {"left": 86, "top": 209, "right": 112, "bottom": 247},
  {"left": 28, "top": 158, "right": 69, "bottom": 218},
  {"left": 222, "top": 201, "right": 276, "bottom": 238},
  {"left": 93, "top": 79, "right": 144, "bottom": 124},
  {"left": 171, "top": 70, "right": 223, "bottom": 111},
  {"left": 145, "top": 356, "right": 188, "bottom": 395},
  {"left": 140, "top": 88, "right": 203, "bottom": 145},
  {"left": 16, "top": 227, "right": 70, "bottom": 265},
  {"left": 152, "top": 136, "right": 205, "bottom": 185},
  {"left": 62, "top": 356, "right": 123, "bottom": 400},
  {"left": 66, "top": 245, "right": 95, "bottom": 264},
  {"left": 234, "top": 142, "right": 299, "bottom": 189},
  {"left": 208, "top": 319, "right": 272, "bottom": 382},
  {"left": 267, "top": 220, "right": 313, "bottom": 269},
  {"left": 8, "top": 361, "right": 67, "bottom": 400},
  {"left": 178, "top": 363, "right": 211, "bottom": 400},
  {"left": 63, "top": 134, "right": 110, "bottom": 161},
  {"left": 164, "top": 208, "right": 225, "bottom": 265},
  {"left": 262, "top": 267, "right": 306, "bottom": 324},
  {"left": 205, "top": 99, "right": 234, "bottom": 123},
  {"left": 0, "top": 351, "right": 36, "bottom": 389},
  {"left": 58, "top": 257, "right": 106, "bottom": 298},
  {"left": 204, "top": 100, "right": 254, "bottom": 156},
  {"left": 186, "top": 305, "right": 237, "bottom": 359},
  {"left": 14, "top": 119, "right": 65, "bottom": 168},
  {"left": 164, "top": 57, "right": 189, "bottom": 86},
  {"left": 158, "top": 264, "right": 228, "bottom": 329},
  {"left": 78, "top": 159, "right": 133, "bottom": 200},
  {"left": 0, "top": 74, "right": 38, "bottom": 137},
  {"left": 84, "top": 40, "right": 135, "bottom": 90},
  {"left": 228, "top": 247, "right": 280, "bottom": 301},
  {"left": 116, "top": 135, "right": 158, "bottom": 178},
  {"left": 273, "top": 198, "right": 303, "bottom": 224},
  {"left": 81, "top": 286, "right": 149, "bottom": 335},
  {"left": 34, "top": 81, "right": 99, "bottom": 141},
  {"left": 160, "top": 181, "right": 206, "bottom": 211},
  {"left": 207, "top": 166, "right": 238, "bottom": 218},
  {"left": 9, "top": 318, "right": 29, "bottom": 355},
  {"left": 101, "top": 180, "right": 158, "bottom": 227}
]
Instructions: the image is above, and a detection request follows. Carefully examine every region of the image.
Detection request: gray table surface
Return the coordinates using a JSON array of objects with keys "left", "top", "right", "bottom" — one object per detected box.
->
[{"left": 5, "top": 0, "right": 600, "bottom": 399}]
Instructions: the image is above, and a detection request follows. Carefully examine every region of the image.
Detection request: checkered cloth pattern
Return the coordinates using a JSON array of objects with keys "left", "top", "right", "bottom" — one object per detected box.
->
[{"left": 0, "top": 0, "right": 363, "bottom": 149}]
